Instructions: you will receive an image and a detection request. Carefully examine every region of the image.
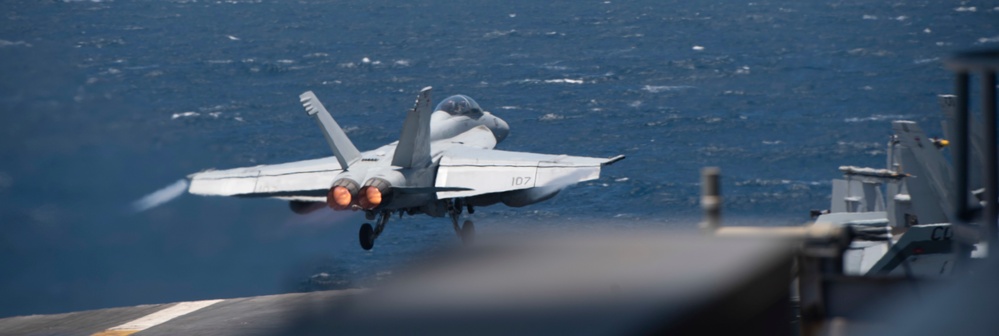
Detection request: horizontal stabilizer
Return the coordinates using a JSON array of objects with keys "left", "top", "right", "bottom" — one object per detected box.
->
[
  {"left": 300, "top": 91, "right": 361, "bottom": 170},
  {"left": 187, "top": 156, "right": 344, "bottom": 202}
]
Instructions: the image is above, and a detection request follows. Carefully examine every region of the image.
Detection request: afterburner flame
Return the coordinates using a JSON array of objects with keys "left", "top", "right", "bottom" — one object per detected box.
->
[
  {"left": 328, "top": 186, "right": 353, "bottom": 210},
  {"left": 359, "top": 186, "right": 383, "bottom": 210}
]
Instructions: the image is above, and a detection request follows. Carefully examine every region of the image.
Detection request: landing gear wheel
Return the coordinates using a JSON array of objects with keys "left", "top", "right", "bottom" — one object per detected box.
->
[
  {"left": 460, "top": 220, "right": 475, "bottom": 245},
  {"left": 359, "top": 223, "right": 375, "bottom": 250}
]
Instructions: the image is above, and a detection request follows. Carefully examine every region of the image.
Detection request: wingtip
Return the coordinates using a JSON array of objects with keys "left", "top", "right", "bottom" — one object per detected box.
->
[{"left": 604, "top": 154, "right": 626, "bottom": 165}]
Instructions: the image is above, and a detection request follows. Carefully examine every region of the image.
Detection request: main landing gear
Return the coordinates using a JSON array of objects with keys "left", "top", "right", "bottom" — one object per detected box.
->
[
  {"left": 358, "top": 210, "right": 390, "bottom": 251},
  {"left": 356, "top": 199, "right": 476, "bottom": 250},
  {"left": 448, "top": 199, "right": 475, "bottom": 245}
]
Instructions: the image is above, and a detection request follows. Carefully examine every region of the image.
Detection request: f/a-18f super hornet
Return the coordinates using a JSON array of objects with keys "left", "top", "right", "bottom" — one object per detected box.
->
[{"left": 184, "top": 87, "right": 624, "bottom": 250}]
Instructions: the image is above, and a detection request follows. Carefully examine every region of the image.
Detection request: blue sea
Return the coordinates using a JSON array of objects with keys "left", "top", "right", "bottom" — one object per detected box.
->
[{"left": 0, "top": 0, "right": 996, "bottom": 317}]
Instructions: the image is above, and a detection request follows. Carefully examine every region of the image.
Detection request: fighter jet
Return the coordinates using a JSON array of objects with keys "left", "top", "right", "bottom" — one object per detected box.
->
[{"left": 185, "top": 87, "right": 624, "bottom": 250}]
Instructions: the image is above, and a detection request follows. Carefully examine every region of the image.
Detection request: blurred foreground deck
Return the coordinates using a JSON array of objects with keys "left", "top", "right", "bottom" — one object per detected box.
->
[
  {"left": 0, "top": 233, "right": 795, "bottom": 336},
  {"left": 8, "top": 231, "right": 997, "bottom": 336}
]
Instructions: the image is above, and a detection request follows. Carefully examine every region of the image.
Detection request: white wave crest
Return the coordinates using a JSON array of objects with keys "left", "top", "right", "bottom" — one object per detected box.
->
[
  {"left": 642, "top": 85, "right": 695, "bottom": 93},
  {"left": 0, "top": 40, "right": 32, "bottom": 48},
  {"left": 171, "top": 111, "right": 199, "bottom": 119},
  {"left": 844, "top": 114, "right": 910, "bottom": 123},
  {"left": 977, "top": 36, "right": 999, "bottom": 44},
  {"left": 544, "top": 78, "right": 585, "bottom": 84},
  {"left": 539, "top": 113, "right": 564, "bottom": 121}
]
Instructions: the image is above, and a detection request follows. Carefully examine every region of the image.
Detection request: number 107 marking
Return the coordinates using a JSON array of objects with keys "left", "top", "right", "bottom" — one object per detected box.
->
[{"left": 512, "top": 176, "right": 532, "bottom": 186}]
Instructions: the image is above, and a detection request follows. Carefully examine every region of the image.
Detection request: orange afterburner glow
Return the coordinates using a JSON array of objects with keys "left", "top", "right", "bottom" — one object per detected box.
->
[
  {"left": 327, "top": 186, "right": 353, "bottom": 210},
  {"left": 359, "top": 186, "right": 383, "bottom": 210}
]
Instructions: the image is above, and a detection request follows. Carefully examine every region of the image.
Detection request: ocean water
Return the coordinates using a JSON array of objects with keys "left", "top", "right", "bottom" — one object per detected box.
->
[{"left": 0, "top": 0, "right": 996, "bottom": 317}]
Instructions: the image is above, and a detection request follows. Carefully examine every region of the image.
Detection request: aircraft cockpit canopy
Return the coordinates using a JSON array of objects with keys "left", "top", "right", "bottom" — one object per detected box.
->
[{"left": 435, "top": 95, "right": 483, "bottom": 117}]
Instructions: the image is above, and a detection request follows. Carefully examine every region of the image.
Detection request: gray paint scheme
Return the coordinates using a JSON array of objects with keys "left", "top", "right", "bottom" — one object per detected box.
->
[
  {"left": 893, "top": 122, "right": 951, "bottom": 224},
  {"left": 186, "top": 88, "right": 622, "bottom": 246},
  {"left": 816, "top": 100, "right": 993, "bottom": 277},
  {"left": 939, "top": 94, "right": 985, "bottom": 193},
  {"left": 301, "top": 91, "right": 361, "bottom": 170},
  {"left": 830, "top": 179, "right": 885, "bottom": 213},
  {"left": 189, "top": 88, "right": 619, "bottom": 203}
]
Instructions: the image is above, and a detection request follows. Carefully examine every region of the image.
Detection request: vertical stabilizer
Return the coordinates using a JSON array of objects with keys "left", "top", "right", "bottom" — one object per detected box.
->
[
  {"left": 392, "top": 87, "right": 433, "bottom": 168},
  {"left": 940, "top": 94, "right": 985, "bottom": 191},
  {"left": 300, "top": 91, "right": 361, "bottom": 170},
  {"left": 893, "top": 121, "right": 972, "bottom": 222}
]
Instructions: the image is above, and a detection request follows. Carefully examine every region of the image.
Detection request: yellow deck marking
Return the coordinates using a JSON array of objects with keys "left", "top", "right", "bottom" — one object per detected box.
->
[{"left": 91, "top": 299, "right": 223, "bottom": 336}]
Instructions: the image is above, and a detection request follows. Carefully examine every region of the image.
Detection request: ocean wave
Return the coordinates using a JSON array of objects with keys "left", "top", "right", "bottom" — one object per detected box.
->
[
  {"left": 538, "top": 113, "right": 564, "bottom": 121},
  {"left": 171, "top": 111, "right": 199, "bottom": 119},
  {"left": 507, "top": 78, "right": 587, "bottom": 85},
  {"left": 735, "top": 178, "right": 827, "bottom": 187},
  {"left": 844, "top": 114, "right": 910, "bottom": 123},
  {"left": 642, "top": 85, "right": 695, "bottom": 93},
  {"left": 483, "top": 30, "right": 517, "bottom": 39},
  {"left": 540, "top": 62, "right": 570, "bottom": 71},
  {"left": 977, "top": 36, "right": 999, "bottom": 44},
  {"left": 847, "top": 48, "right": 891, "bottom": 57},
  {"left": 0, "top": 40, "right": 31, "bottom": 48},
  {"left": 544, "top": 78, "right": 585, "bottom": 84}
]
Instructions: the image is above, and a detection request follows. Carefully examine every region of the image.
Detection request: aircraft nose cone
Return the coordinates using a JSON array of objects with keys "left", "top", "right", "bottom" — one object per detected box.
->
[{"left": 492, "top": 116, "right": 510, "bottom": 142}]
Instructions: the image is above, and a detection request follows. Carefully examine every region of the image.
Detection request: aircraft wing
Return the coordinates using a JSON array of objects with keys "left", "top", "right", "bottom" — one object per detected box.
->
[
  {"left": 434, "top": 147, "right": 624, "bottom": 199},
  {"left": 187, "top": 156, "right": 342, "bottom": 202}
]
